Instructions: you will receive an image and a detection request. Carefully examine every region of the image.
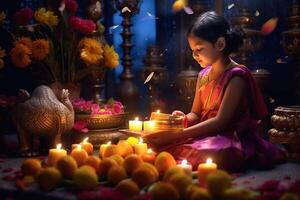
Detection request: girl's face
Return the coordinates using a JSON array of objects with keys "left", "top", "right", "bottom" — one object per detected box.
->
[{"left": 188, "top": 36, "right": 221, "bottom": 68}]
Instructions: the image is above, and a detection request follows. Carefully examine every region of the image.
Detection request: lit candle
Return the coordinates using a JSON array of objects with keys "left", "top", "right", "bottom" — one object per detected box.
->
[
  {"left": 156, "top": 110, "right": 160, "bottom": 114},
  {"left": 141, "top": 148, "right": 156, "bottom": 164},
  {"left": 71, "top": 144, "right": 88, "bottom": 167},
  {"left": 80, "top": 137, "right": 93, "bottom": 155},
  {"left": 99, "top": 141, "right": 111, "bottom": 158},
  {"left": 129, "top": 117, "right": 143, "bottom": 132},
  {"left": 197, "top": 158, "right": 217, "bottom": 187},
  {"left": 143, "top": 121, "right": 156, "bottom": 133},
  {"left": 48, "top": 144, "right": 67, "bottom": 166},
  {"left": 134, "top": 137, "right": 148, "bottom": 156},
  {"left": 177, "top": 159, "right": 192, "bottom": 176}
]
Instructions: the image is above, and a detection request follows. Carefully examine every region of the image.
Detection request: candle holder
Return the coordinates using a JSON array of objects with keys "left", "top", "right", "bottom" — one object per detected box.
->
[{"left": 114, "top": 0, "right": 142, "bottom": 117}]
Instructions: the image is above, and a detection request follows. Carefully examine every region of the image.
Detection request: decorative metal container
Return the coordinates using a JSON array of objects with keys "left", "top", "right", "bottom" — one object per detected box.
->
[
  {"left": 75, "top": 113, "right": 128, "bottom": 129},
  {"left": 269, "top": 106, "right": 300, "bottom": 161}
]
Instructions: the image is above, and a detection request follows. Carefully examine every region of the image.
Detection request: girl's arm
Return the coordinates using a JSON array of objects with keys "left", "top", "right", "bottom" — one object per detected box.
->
[
  {"left": 186, "top": 76, "right": 202, "bottom": 126},
  {"left": 183, "top": 76, "right": 246, "bottom": 138}
]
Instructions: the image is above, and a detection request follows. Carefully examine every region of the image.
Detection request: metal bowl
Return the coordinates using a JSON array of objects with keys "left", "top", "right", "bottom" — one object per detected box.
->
[{"left": 75, "top": 113, "right": 128, "bottom": 129}]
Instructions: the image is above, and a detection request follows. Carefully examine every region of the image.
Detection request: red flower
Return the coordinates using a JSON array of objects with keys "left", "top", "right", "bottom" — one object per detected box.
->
[
  {"left": 256, "top": 180, "right": 280, "bottom": 192},
  {"left": 14, "top": 7, "right": 33, "bottom": 26},
  {"left": 69, "top": 16, "right": 96, "bottom": 34},
  {"left": 65, "top": 0, "right": 78, "bottom": 15}
]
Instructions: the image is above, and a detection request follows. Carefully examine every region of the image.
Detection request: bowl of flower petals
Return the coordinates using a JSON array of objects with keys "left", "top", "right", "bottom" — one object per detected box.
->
[{"left": 73, "top": 98, "right": 128, "bottom": 129}]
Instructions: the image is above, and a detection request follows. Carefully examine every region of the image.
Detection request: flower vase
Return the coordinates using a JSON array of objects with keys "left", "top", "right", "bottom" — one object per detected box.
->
[{"left": 89, "top": 68, "right": 106, "bottom": 105}]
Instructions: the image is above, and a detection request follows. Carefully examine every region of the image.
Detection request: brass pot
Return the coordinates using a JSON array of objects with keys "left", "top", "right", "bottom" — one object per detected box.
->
[{"left": 75, "top": 113, "right": 128, "bottom": 129}]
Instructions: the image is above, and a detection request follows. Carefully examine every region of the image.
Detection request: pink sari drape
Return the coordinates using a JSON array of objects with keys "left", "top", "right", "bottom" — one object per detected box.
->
[{"left": 163, "top": 65, "right": 286, "bottom": 172}]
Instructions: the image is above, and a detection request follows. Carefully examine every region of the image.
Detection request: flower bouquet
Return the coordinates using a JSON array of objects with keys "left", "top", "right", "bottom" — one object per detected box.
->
[{"left": 0, "top": 1, "right": 119, "bottom": 92}]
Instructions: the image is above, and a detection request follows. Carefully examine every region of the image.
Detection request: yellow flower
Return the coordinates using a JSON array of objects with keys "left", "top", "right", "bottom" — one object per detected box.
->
[
  {"left": 103, "top": 45, "right": 119, "bottom": 68},
  {"left": 14, "top": 37, "right": 32, "bottom": 50},
  {"left": 0, "top": 11, "right": 6, "bottom": 26},
  {"left": 11, "top": 44, "right": 31, "bottom": 68},
  {"left": 34, "top": 8, "right": 58, "bottom": 26},
  {"left": 79, "top": 38, "right": 103, "bottom": 66},
  {"left": 0, "top": 59, "right": 4, "bottom": 70},
  {"left": 31, "top": 39, "right": 49, "bottom": 60}
]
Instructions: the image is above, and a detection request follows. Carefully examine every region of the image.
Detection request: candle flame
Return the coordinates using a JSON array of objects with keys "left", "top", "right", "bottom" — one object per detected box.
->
[
  {"left": 139, "top": 137, "right": 143, "bottom": 144},
  {"left": 56, "top": 143, "right": 62, "bottom": 150},
  {"left": 83, "top": 137, "right": 89, "bottom": 143},
  {"left": 77, "top": 144, "right": 82, "bottom": 150},
  {"left": 147, "top": 148, "right": 153, "bottom": 153},
  {"left": 206, "top": 158, "right": 212, "bottom": 164},
  {"left": 156, "top": 110, "right": 160, "bottom": 113},
  {"left": 135, "top": 117, "right": 139, "bottom": 121},
  {"left": 107, "top": 141, "right": 111, "bottom": 145},
  {"left": 182, "top": 159, "right": 188, "bottom": 165}
]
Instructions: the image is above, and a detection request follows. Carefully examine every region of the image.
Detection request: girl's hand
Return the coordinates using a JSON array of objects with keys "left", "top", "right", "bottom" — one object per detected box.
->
[
  {"left": 142, "top": 130, "right": 183, "bottom": 147},
  {"left": 172, "top": 110, "right": 185, "bottom": 117}
]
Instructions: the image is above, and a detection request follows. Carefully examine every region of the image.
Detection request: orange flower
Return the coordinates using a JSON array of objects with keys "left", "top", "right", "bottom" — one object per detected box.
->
[
  {"left": 31, "top": 39, "right": 49, "bottom": 60},
  {"left": 14, "top": 37, "right": 32, "bottom": 50},
  {"left": 11, "top": 44, "right": 31, "bottom": 68},
  {"left": 79, "top": 38, "right": 103, "bottom": 66},
  {"left": 103, "top": 45, "right": 119, "bottom": 69}
]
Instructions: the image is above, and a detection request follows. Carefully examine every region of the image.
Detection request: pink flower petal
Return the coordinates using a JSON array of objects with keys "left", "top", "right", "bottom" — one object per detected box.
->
[{"left": 2, "top": 168, "right": 14, "bottom": 173}]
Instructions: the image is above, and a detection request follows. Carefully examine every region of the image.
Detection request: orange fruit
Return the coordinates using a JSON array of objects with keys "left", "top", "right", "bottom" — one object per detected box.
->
[
  {"left": 84, "top": 156, "right": 101, "bottom": 173},
  {"left": 117, "top": 140, "right": 133, "bottom": 157},
  {"left": 132, "top": 167, "right": 156, "bottom": 188},
  {"left": 107, "top": 166, "right": 127, "bottom": 185},
  {"left": 168, "top": 173, "right": 192, "bottom": 197},
  {"left": 35, "top": 167, "right": 62, "bottom": 191},
  {"left": 110, "top": 154, "right": 124, "bottom": 166},
  {"left": 154, "top": 152, "right": 176, "bottom": 175},
  {"left": 139, "top": 162, "right": 159, "bottom": 181},
  {"left": 115, "top": 179, "right": 140, "bottom": 198},
  {"left": 191, "top": 187, "right": 211, "bottom": 200},
  {"left": 56, "top": 156, "right": 77, "bottom": 178},
  {"left": 21, "top": 159, "right": 41, "bottom": 176},
  {"left": 207, "top": 170, "right": 232, "bottom": 198},
  {"left": 123, "top": 154, "right": 143, "bottom": 175},
  {"left": 73, "top": 165, "right": 98, "bottom": 190},
  {"left": 98, "top": 158, "right": 118, "bottom": 177},
  {"left": 150, "top": 182, "right": 179, "bottom": 200},
  {"left": 103, "top": 144, "right": 121, "bottom": 158},
  {"left": 163, "top": 166, "right": 185, "bottom": 182}
]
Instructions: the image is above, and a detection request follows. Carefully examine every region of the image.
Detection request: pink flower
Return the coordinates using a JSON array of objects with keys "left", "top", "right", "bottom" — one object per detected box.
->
[
  {"left": 91, "top": 104, "right": 100, "bottom": 114},
  {"left": 78, "top": 188, "right": 126, "bottom": 200},
  {"left": 72, "top": 98, "right": 86, "bottom": 108},
  {"left": 14, "top": 7, "right": 34, "bottom": 25},
  {"left": 73, "top": 121, "right": 88, "bottom": 133},
  {"left": 65, "top": 0, "right": 78, "bottom": 15},
  {"left": 112, "top": 103, "right": 122, "bottom": 114}
]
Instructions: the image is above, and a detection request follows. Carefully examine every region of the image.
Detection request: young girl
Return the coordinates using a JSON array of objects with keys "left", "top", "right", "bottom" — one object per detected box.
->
[{"left": 144, "top": 11, "right": 286, "bottom": 172}]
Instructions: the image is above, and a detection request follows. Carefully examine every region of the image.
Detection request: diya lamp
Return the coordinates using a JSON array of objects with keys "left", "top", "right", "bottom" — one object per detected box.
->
[
  {"left": 71, "top": 144, "right": 88, "bottom": 167},
  {"left": 134, "top": 137, "right": 148, "bottom": 156},
  {"left": 177, "top": 159, "right": 192, "bottom": 176},
  {"left": 48, "top": 144, "right": 67, "bottom": 166},
  {"left": 80, "top": 137, "right": 94, "bottom": 155},
  {"left": 197, "top": 158, "right": 218, "bottom": 187},
  {"left": 129, "top": 117, "right": 143, "bottom": 132},
  {"left": 99, "top": 141, "right": 111, "bottom": 158},
  {"left": 141, "top": 148, "right": 156, "bottom": 164}
]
